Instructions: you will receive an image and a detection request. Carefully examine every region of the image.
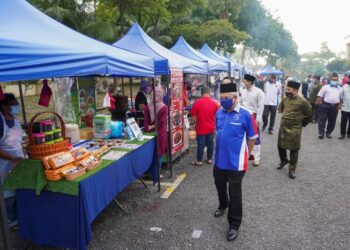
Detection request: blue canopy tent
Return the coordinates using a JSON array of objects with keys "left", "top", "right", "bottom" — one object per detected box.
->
[
  {"left": 259, "top": 65, "right": 284, "bottom": 76},
  {"left": 170, "top": 36, "right": 227, "bottom": 73},
  {"left": 199, "top": 44, "right": 231, "bottom": 76},
  {"left": 0, "top": 0, "right": 156, "bottom": 82},
  {"left": 112, "top": 23, "right": 208, "bottom": 75}
]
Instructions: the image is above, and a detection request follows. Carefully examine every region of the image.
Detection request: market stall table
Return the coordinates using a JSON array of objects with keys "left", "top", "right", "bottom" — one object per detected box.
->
[{"left": 4, "top": 137, "right": 157, "bottom": 250}]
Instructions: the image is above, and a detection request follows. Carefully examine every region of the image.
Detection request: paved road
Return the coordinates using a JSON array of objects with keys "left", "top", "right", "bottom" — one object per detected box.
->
[{"left": 14, "top": 114, "right": 350, "bottom": 249}]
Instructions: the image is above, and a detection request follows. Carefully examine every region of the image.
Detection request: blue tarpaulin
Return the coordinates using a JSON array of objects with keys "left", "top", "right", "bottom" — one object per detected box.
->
[
  {"left": 199, "top": 44, "right": 231, "bottom": 75},
  {"left": 113, "top": 23, "right": 209, "bottom": 75},
  {"left": 0, "top": 0, "right": 156, "bottom": 82},
  {"left": 170, "top": 36, "right": 227, "bottom": 73},
  {"left": 259, "top": 65, "right": 284, "bottom": 76}
]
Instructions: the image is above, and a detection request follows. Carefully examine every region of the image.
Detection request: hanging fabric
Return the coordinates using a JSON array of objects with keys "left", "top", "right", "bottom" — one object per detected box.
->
[{"left": 0, "top": 85, "right": 5, "bottom": 100}]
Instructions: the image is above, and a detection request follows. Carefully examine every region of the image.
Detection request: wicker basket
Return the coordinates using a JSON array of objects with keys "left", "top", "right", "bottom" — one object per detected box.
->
[
  {"left": 64, "top": 166, "right": 87, "bottom": 181},
  {"left": 28, "top": 112, "right": 70, "bottom": 160}
]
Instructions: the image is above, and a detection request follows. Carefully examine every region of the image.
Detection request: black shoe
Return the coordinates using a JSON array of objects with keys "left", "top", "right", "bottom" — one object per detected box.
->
[
  {"left": 338, "top": 135, "right": 345, "bottom": 139},
  {"left": 214, "top": 208, "right": 225, "bottom": 217},
  {"left": 289, "top": 170, "right": 296, "bottom": 179},
  {"left": 227, "top": 228, "right": 238, "bottom": 241},
  {"left": 326, "top": 134, "right": 332, "bottom": 139},
  {"left": 319, "top": 135, "right": 324, "bottom": 139},
  {"left": 277, "top": 160, "right": 289, "bottom": 170},
  {"left": 268, "top": 130, "right": 273, "bottom": 135}
]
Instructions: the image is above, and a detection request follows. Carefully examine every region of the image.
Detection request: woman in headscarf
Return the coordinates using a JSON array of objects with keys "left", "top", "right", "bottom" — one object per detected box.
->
[
  {"left": 135, "top": 80, "right": 151, "bottom": 127},
  {"left": 143, "top": 86, "right": 168, "bottom": 164},
  {"left": 0, "top": 93, "right": 24, "bottom": 227}
]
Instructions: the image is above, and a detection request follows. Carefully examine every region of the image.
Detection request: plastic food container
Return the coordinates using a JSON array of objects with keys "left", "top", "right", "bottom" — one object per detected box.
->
[
  {"left": 53, "top": 128, "right": 62, "bottom": 139},
  {"left": 40, "top": 121, "right": 54, "bottom": 132},
  {"left": 32, "top": 133, "right": 46, "bottom": 144},
  {"left": 45, "top": 131, "right": 54, "bottom": 142}
]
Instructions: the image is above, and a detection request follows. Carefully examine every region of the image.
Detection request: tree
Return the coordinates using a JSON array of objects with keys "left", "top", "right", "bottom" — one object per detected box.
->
[
  {"left": 327, "top": 59, "right": 350, "bottom": 73},
  {"left": 208, "top": 0, "right": 246, "bottom": 20}
]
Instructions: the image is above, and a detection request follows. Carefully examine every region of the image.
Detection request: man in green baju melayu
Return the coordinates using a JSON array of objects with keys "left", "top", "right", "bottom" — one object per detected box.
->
[{"left": 277, "top": 80, "right": 313, "bottom": 179}]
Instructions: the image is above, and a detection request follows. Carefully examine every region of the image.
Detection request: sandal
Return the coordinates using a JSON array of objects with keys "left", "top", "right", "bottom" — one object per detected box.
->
[
  {"left": 206, "top": 159, "right": 213, "bottom": 164},
  {"left": 191, "top": 161, "right": 203, "bottom": 166}
]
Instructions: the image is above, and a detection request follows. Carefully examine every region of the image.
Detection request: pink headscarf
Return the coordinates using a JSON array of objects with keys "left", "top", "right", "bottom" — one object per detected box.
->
[{"left": 149, "top": 86, "right": 166, "bottom": 124}]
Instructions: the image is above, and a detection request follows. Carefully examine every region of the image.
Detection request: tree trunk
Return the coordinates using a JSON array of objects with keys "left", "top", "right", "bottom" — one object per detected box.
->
[
  {"left": 119, "top": 0, "right": 125, "bottom": 37},
  {"left": 241, "top": 44, "right": 246, "bottom": 64}
]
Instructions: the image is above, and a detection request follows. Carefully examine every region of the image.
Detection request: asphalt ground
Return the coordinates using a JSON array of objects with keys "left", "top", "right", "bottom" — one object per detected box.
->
[{"left": 12, "top": 113, "right": 350, "bottom": 249}]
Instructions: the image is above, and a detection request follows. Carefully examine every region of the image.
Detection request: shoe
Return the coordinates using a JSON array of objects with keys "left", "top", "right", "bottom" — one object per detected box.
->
[
  {"left": 262, "top": 126, "right": 266, "bottom": 131},
  {"left": 227, "top": 228, "right": 238, "bottom": 241},
  {"left": 253, "top": 160, "right": 260, "bottom": 166},
  {"left": 268, "top": 130, "right": 273, "bottom": 135},
  {"left": 326, "top": 134, "right": 332, "bottom": 139},
  {"left": 289, "top": 170, "right": 296, "bottom": 179},
  {"left": 318, "top": 135, "right": 324, "bottom": 139},
  {"left": 338, "top": 135, "right": 345, "bottom": 139},
  {"left": 214, "top": 208, "right": 226, "bottom": 217},
  {"left": 248, "top": 155, "right": 255, "bottom": 161},
  {"left": 277, "top": 160, "right": 289, "bottom": 170}
]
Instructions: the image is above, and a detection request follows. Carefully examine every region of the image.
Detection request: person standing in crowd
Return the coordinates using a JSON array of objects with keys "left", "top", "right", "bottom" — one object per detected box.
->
[
  {"left": 0, "top": 93, "right": 24, "bottom": 227},
  {"left": 277, "top": 81, "right": 312, "bottom": 179},
  {"left": 342, "top": 74, "right": 349, "bottom": 86},
  {"left": 240, "top": 74, "right": 264, "bottom": 166},
  {"left": 143, "top": 86, "right": 168, "bottom": 170},
  {"left": 302, "top": 75, "right": 312, "bottom": 99},
  {"left": 262, "top": 74, "right": 281, "bottom": 134},
  {"left": 339, "top": 78, "right": 350, "bottom": 139},
  {"left": 309, "top": 75, "right": 323, "bottom": 123},
  {"left": 213, "top": 79, "right": 258, "bottom": 241},
  {"left": 317, "top": 72, "right": 343, "bottom": 139},
  {"left": 190, "top": 86, "right": 219, "bottom": 166},
  {"left": 135, "top": 80, "right": 151, "bottom": 127}
]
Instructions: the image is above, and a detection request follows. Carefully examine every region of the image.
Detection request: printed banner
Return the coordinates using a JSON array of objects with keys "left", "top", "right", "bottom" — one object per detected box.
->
[{"left": 170, "top": 68, "right": 184, "bottom": 155}]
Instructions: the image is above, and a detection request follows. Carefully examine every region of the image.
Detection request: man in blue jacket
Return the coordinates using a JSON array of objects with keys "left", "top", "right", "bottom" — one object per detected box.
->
[{"left": 214, "top": 78, "right": 258, "bottom": 241}]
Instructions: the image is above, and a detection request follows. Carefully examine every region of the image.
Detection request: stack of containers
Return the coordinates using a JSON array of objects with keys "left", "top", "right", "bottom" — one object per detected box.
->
[
  {"left": 93, "top": 114, "right": 111, "bottom": 139},
  {"left": 31, "top": 120, "right": 64, "bottom": 145}
]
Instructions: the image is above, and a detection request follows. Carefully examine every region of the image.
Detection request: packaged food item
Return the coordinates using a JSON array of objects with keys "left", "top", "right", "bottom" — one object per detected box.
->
[
  {"left": 44, "top": 131, "right": 54, "bottom": 142},
  {"left": 40, "top": 120, "right": 54, "bottom": 132},
  {"left": 53, "top": 128, "right": 62, "bottom": 139},
  {"left": 79, "top": 155, "right": 100, "bottom": 171},
  {"left": 32, "top": 133, "right": 46, "bottom": 144},
  {"left": 70, "top": 147, "right": 89, "bottom": 161},
  {"left": 63, "top": 166, "right": 87, "bottom": 181},
  {"left": 48, "top": 152, "right": 75, "bottom": 169},
  {"left": 65, "top": 123, "right": 80, "bottom": 143},
  {"left": 42, "top": 152, "right": 65, "bottom": 169}
]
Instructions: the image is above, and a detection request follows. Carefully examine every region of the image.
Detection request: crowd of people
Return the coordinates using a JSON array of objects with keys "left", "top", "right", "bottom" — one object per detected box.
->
[{"left": 189, "top": 71, "right": 350, "bottom": 242}]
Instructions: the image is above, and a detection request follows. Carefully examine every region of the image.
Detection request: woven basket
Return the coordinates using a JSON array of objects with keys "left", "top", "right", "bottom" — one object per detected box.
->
[{"left": 28, "top": 112, "right": 70, "bottom": 160}]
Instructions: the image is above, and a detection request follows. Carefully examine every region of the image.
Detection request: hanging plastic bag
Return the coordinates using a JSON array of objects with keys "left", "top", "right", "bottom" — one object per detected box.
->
[
  {"left": 0, "top": 85, "right": 5, "bottom": 100},
  {"left": 103, "top": 92, "right": 111, "bottom": 108},
  {"left": 38, "top": 79, "right": 52, "bottom": 107}
]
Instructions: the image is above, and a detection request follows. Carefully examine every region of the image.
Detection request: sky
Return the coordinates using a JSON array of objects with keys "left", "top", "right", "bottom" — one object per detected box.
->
[{"left": 260, "top": 0, "right": 350, "bottom": 55}]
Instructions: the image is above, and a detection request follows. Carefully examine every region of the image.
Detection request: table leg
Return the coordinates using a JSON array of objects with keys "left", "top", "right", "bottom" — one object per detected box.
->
[
  {"left": 138, "top": 177, "right": 148, "bottom": 189},
  {"left": 113, "top": 199, "right": 125, "bottom": 212}
]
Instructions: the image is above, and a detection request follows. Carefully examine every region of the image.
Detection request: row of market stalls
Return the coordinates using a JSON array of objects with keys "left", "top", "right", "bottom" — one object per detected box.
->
[{"left": 0, "top": 1, "right": 254, "bottom": 250}]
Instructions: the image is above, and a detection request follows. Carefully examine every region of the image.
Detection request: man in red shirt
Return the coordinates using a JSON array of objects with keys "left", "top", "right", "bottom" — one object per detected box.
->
[{"left": 190, "top": 86, "right": 219, "bottom": 165}]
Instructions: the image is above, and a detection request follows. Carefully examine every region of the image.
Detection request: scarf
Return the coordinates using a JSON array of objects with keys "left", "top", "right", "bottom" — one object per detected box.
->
[{"left": 149, "top": 86, "right": 166, "bottom": 124}]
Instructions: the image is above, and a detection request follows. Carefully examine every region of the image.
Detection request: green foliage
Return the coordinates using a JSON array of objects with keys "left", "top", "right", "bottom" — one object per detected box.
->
[
  {"left": 28, "top": 0, "right": 299, "bottom": 65},
  {"left": 327, "top": 59, "right": 350, "bottom": 73}
]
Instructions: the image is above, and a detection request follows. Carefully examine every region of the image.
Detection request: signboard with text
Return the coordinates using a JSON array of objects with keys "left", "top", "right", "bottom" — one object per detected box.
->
[{"left": 170, "top": 68, "right": 184, "bottom": 155}]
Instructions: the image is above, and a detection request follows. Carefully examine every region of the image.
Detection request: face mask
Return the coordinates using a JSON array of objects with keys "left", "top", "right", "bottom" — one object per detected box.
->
[
  {"left": 286, "top": 92, "right": 293, "bottom": 98},
  {"left": 10, "top": 105, "right": 20, "bottom": 115},
  {"left": 330, "top": 81, "right": 337, "bottom": 86},
  {"left": 220, "top": 99, "right": 234, "bottom": 110}
]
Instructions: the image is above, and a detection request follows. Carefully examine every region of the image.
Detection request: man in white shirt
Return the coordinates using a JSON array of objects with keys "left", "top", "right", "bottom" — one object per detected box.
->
[
  {"left": 339, "top": 78, "right": 350, "bottom": 139},
  {"left": 317, "top": 72, "right": 343, "bottom": 139},
  {"left": 262, "top": 74, "right": 282, "bottom": 134},
  {"left": 241, "top": 74, "right": 265, "bottom": 166}
]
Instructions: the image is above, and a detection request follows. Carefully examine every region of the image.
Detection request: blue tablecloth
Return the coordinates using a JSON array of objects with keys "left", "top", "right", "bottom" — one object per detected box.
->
[{"left": 16, "top": 138, "right": 157, "bottom": 250}]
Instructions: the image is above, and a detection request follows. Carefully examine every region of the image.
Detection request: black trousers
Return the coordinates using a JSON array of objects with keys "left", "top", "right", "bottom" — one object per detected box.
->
[
  {"left": 213, "top": 166, "right": 245, "bottom": 230},
  {"left": 311, "top": 103, "right": 320, "bottom": 122},
  {"left": 263, "top": 105, "right": 277, "bottom": 131},
  {"left": 318, "top": 103, "right": 338, "bottom": 136},
  {"left": 278, "top": 146, "right": 299, "bottom": 172},
  {"left": 340, "top": 111, "right": 350, "bottom": 136}
]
